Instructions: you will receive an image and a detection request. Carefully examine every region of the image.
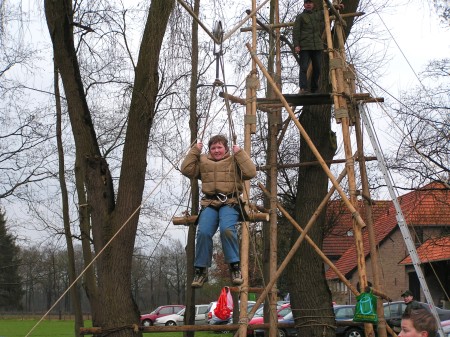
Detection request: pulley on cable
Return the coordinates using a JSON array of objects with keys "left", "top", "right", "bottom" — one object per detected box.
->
[
  {"left": 212, "top": 21, "right": 224, "bottom": 87},
  {"left": 197, "top": 21, "right": 235, "bottom": 90}
]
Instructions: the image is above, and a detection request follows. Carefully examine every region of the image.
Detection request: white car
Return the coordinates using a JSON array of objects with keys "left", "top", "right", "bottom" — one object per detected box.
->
[
  {"left": 154, "top": 308, "right": 185, "bottom": 326},
  {"left": 441, "top": 319, "right": 450, "bottom": 337},
  {"left": 154, "top": 304, "right": 210, "bottom": 326}
]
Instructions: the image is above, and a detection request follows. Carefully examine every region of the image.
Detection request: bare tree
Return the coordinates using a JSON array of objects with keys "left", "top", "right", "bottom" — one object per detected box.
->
[
  {"left": 433, "top": 0, "right": 450, "bottom": 24},
  {"left": 385, "top": 59, "right": 449, "bottom": 188},
  {"left": 44, "top": 1, "right": 175, "bottom": 336},
  {"left": 0, "top": 6, "right": 55, "bottom": 201}
]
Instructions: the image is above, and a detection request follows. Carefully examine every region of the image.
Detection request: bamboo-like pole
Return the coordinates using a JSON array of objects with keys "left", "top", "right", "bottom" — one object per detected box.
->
[
  {"left": 325, "top": 2, "right": 374, "bottom": 334},
  {"left": 81, "top": 320, "right": 395, "bottom": 336},
  {"left": 257, "top": 168, "right": 360, "bottom": 293},
  {"left": 80, "top": 322, "right": 298, "bottom": 335},
  {"left": 268, "top": 2, "right": 282, "bottom": 337},
  {"left": 236, "top": 2, "right": 259, "bottom": 336},
  {"left": 172, "top": 212, "right": 269, "bottom": 225},
  {"left": 243, "top": 166, "right": 355, "bottom": 319},
  {"left": 256, "top": 156, "right": 378, "bottom": 171},
  {"left": 244, "top": 43, "right": 368, "bottom": 229},
  {"left": 323, "top": 3, "right": 341, "bottom": 110},
  {"left": 355, "top": 111, "right": 388, "bottom": 337},
  {"left": 222, "top": 0, "right": 270, "bottom": 41},
  {"left": 176, "top": 0, "right": 220, "bottom": 44},
  {"left": 239, "top": 12, "right": 365, "bottom": 32}
]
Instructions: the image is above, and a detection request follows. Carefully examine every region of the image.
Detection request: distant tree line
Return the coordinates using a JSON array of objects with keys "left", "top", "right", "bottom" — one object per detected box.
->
[
  {"left": 1, "top": 209, "right": 274, "bottom": 315},
  {"left": 0, "top": 212, "right": 192, "bottom": 315},
  {"left": 0, "top": 209, "right": 23, "bottom": 311}
]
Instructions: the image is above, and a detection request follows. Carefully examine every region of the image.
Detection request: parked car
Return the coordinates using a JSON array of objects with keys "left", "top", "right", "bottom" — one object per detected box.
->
[
  {"left": 154, "top": 308, "right": 185, "bottom": 326},
  {"left": 153, "top": 304, "right": 209, "bottom": 326},
  {"left": 253, "top": 304, "right": 296, "bottom": 337},
  {"left": 334, "top": 301, "right": 450, "bottom": 337},
  {"left": 140, "top": 304, "right": 185, "bottom": 327},
  {"left": 206, "top": 301, "right": 227, "bottom": 325},
  {"left": 384, "top": 301, "right": 450, "bottom": 329},
  {"left": 193, "top": 303, "right": 210, "bottom": 325},
  {"left": 250, "top": 303, "right": 291, "bottom": 336},
  {"left": 153, "top": 304, "right": 210, "bottom": 326},
  {"left": 276, "top": 312, "right": 298, "bottom": 337},
  {"left": 441, "top": 319, "right": 450, "bottom": 337},
  {"left": 334, "top": 304, "right": 363, "bottom": 337},
  {"left": 334, "top": 302, "right": 411, "bottom": 337}
]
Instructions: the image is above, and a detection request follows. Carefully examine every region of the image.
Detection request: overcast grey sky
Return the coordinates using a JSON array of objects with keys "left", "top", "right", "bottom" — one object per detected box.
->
[{"left": 3, "top": 0, "right": 449, "bottom": 247}]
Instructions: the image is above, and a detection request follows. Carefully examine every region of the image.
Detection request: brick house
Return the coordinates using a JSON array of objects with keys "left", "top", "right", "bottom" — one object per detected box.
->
[{"left": 323, "top": 181, "right": 450, "bottom": 307}]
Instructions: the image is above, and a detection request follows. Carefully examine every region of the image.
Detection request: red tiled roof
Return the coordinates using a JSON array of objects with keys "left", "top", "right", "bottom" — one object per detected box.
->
[
  {"left": 323, "top": 199, "right": 392, "bottom": 256},
  {"left": 325, "top": 182, "right": 450, "bottom": 280},
  {"left": 399, "top": 236, "right": 450, "bottom": 264}
]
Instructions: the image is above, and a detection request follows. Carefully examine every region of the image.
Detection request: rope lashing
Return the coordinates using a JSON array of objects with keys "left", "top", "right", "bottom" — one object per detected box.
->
[
  {"left": 334, "top": 108, "right": 349, "bottom": 119},
  {"left": 246, "top": 74, "right": 260, "bottom": 90},
  {"left": 329, "top": 57, "right": 344, "bottom": 70}
]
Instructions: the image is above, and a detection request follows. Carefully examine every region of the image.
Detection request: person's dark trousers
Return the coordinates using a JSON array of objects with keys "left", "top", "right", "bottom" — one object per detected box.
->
[{"left": 299, "top": 49, "right": 322, "bottom": 92}]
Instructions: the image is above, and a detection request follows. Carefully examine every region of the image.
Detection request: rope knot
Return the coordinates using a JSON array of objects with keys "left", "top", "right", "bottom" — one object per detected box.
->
[{"left": 246, "top": 75, "right": 260, "bottom": 90}]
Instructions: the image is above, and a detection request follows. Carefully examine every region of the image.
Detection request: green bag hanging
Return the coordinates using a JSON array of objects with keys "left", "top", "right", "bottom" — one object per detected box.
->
[{"left": 353, "top": 289, "right": 378, "bottom": 324}]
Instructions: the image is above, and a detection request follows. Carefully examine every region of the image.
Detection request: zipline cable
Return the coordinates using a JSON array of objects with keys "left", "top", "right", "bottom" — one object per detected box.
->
[
  {"left": 26, "top": 63, "right": 251, "bottom": 336},
  {"left": 345, "top": 32, "right": 450, "bottom": 308}
]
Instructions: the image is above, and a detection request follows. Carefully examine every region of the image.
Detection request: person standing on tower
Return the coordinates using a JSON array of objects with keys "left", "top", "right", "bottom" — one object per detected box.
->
[
  {"left": 293, "top": 0, "right": 343, "bottom": 94},
  {"left": 293, "top": 0, "right": 325, "bottom": 94}
]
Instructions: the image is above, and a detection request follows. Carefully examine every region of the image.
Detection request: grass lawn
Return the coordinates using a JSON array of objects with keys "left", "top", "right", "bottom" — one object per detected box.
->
[
  {"left": 0, "top": 319, "right": 77, "bottom": 336},
  {"left": 0, "top": 319, "right": 233, "bottom": 337}
]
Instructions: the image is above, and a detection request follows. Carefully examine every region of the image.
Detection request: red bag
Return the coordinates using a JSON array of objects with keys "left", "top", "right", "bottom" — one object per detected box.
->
[{"left": 214, "top": 287, "right": 233, "bottom": 320}]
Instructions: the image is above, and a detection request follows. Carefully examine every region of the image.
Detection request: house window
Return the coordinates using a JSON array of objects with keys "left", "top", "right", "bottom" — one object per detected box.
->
[
  {"left": 441, "top": 227, "right": 450, "bottom": 236},
  {"left": 413, "top": 227, "right": 423, "bottom": 246}
]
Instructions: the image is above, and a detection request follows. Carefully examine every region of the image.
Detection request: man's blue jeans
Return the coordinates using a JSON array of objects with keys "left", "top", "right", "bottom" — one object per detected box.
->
[
  {"left": 299, "top": 49, "right": 322, "bottom": 92},
  {"left": 194, "top": 205, "right": 240, "bottom": 268}
]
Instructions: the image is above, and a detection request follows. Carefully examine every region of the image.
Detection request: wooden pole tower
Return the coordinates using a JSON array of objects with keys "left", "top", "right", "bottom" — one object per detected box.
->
[{"left": 81, "top": 0, "right": 393, "bottom": 336}]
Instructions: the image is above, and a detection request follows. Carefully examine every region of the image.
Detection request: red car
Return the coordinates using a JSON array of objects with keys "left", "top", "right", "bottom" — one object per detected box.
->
[
  {"left": 247, "top": 303, "right": 291, "bottom": 336},
  {"left": 140, "top": 305, "right": 185, "bottom": 327}
]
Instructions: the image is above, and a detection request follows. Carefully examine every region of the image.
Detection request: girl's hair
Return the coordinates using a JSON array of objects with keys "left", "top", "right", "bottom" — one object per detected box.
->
[
  {"left": 402, "top": 308, "right": 437, "bottom": 336},
  {"left": 208, "top": 134, "right": 229, "bottom": 152}
]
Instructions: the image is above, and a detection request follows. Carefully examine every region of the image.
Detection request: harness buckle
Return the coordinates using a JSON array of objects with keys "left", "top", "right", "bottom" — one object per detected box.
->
[{"left": 216, "top": 193, "right": 228, "bottom": 203}]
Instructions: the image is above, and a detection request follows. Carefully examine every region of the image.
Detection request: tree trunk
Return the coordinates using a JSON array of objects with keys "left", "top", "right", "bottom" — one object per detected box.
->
[
  {"left": 287, "top": 1, "right": 361, "bottom": 335},
  {"left": 54, "top": 63, "right": 83, "bottom": 337},
  {"left": 288, "top": 100, "right": 336, "bottom": 336},
  {"left": 44, "top": 0, "right": 175, "bottom": 336}
]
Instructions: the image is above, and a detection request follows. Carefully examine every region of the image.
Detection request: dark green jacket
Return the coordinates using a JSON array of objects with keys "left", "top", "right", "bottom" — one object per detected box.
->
[
  {"left": 293, "top": 9, "right": 325, "bottom": 51},
  {"left": 405, "top": 300, "right": 422, "bottom": 314}
]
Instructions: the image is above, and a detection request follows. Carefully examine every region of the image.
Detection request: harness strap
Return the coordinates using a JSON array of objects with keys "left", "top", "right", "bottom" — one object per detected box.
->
[{"left": 204, "top": 192, "right": 239, "bottom": 202}]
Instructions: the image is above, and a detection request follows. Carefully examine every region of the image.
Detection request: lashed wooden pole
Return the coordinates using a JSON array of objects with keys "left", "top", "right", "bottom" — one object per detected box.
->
[
  {"left": 323, "top": 2, "right": 373, "bottom": 335},
  {"left": 244, "top": 43, "right": 367, "bottom": 230},
  {"left": 242, "top": 166, "right": 352, "bottom": 322}
]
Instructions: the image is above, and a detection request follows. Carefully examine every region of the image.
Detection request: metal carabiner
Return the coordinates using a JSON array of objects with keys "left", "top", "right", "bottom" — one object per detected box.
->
[{"left": 216, "top": 193, "right": 228, "bottom": 203}]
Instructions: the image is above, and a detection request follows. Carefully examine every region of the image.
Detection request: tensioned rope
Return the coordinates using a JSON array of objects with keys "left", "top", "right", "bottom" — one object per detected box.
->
[
  {"left": 25, "top": 59, "right": 251, "bottom": 337},
  {"left": 345, "top": 42, "right": 449, "bottom": 187},
  {"left": 139, "top": 186, "right": 191, "bottom": 272},
  {"left": 367, "top": 0, "right": 428, "bottom": 92},
  {"left": 340, "top": 8, "right": 450, "bottom": 301},
  {"left": 26, "top": 2, "right": 304, "bottom": 333},
  {"left": 24, "top": 164, "right": 182, "bottom": 337},
  {"left": 332, "top": 0, "right": 448, "bottom": 188},
  {"left": 203, "top": 25, "right": 273, "bottom": 317}
]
